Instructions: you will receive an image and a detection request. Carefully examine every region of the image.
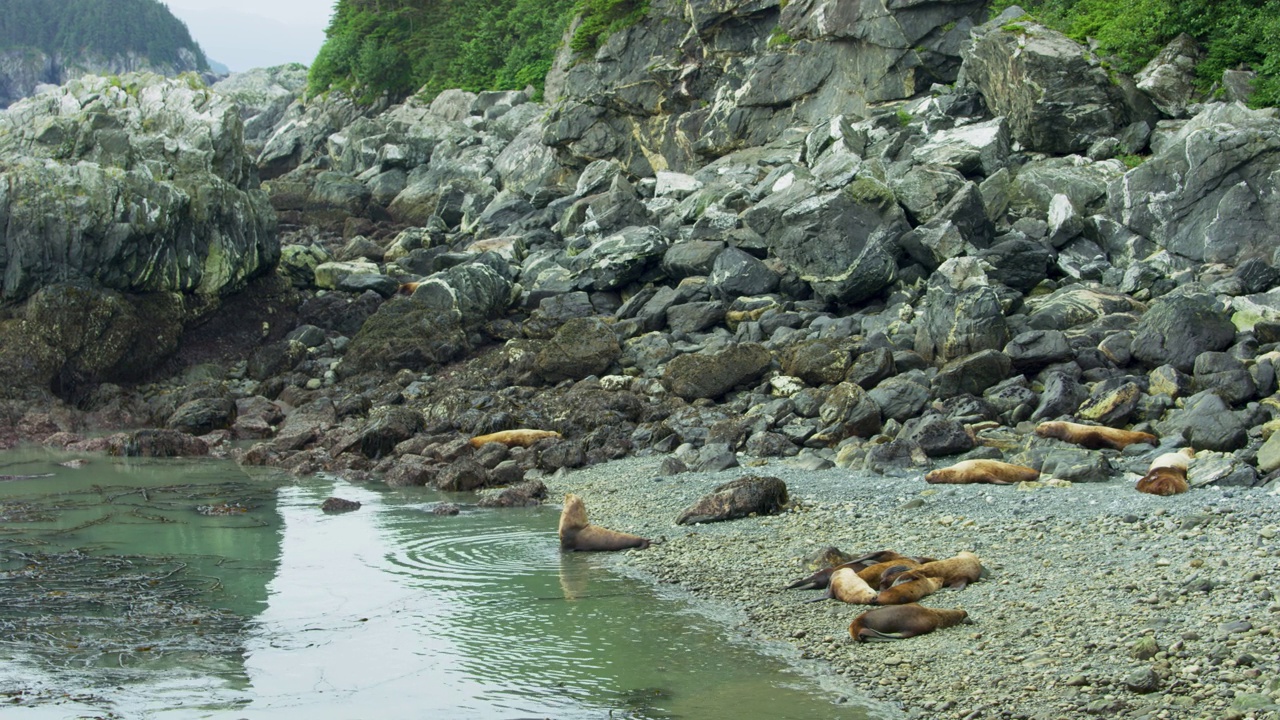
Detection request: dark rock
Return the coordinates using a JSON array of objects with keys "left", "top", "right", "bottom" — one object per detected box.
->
[
  {"left": 662, "top": 343, "right": 772, "bottom": 401},
  {"left": 435, "top": 459, "right": 492, "bottom": 492},
  {"left": 1132, "top": 293, "right": 1235, "bottom": 372},
  {"left": 536, "top": 317, "right": 621, "bottom": 383},
  {"left": 1005, "top": 330, "right": 1072, "bottom": 373},
  {"left": 431, "top": 502, "right": 462, "bottom": 516},
  {"left": 570, "top": 225, "right": 667, "bottom": 291},
  {"left": 1076, "top": 381, "right": 1143, "bottom": 426},
  {"left": 901, "top": 414, "right": 974, "bottom": 457},
  {"left": 321, "top": 497, "right": 362, "bottom": 513},
  {"left": 817, "top": 382, "right": 882, "bottom": 439},
  {"left": 979, "top": 237, "right": 1053, "bottom": 293},
  {"left": 384, "top": 456, "right": 437, "bottom": 487},
  {"left": 1193, "top": 351, "right": 1257, "bottom": 405},
  {"left": 666, "top": 301, "right": 726, "bottom": 335},
  {"left": 338, "top": 296, "right": 468, "bottom": 377},
  {"left": 356, "top": 407, "right": 425, "bottom": 459},
  {"left": 709, "top": 247, "right": 779, "bottom": 300},
  {"left": 338, "top": 273, "right": 400, "bottom": 298},
  {"left": 1155, "top": 391, "right": 1250, "bottom": 452},
  {"left": 693, "top": 443, "right": 740, "bottom": 473},
  {"left": 744, "top": 431, "right": 799, "bottom": 458},
  {"left": 167, "top": 398, "right": 237, "bottom": 436},
  {"left": 847, "top": 347, "right": 895, "bottom": 390},
  {"left": 915, "top": 263, "right": 1010, "bottom": 363},
  {"left": 781, "top": 339, "right": 853, "bottom": 386},
  {"left": 659, "top": 456, "right": 690, "bottom": 475},
  {"left": 863, "top": 439, "right": 931, "bottom": 476},
  {"left": 934, "top": 350, "right": 1012, "bottom": 399},
  {"left": 663, "top": 240, "right": 724, "bottom": 279},
  {"left": 676, "top": 475, "right": 789, "bottom": 525},
  {"left": 869, "top": 375, "right": 932, "bottom": 423},
  {"left": 125, "top": 429, "right": 209, "bottom": 458},
  {"left": 1031, "top": 372, "right": 1088, "bottom": 423},
  {"left": 478, "top": 479, "right": 548, "bottom": 508},
  {"left": 1124, "top": 667, "right": 1161, "bottom": 695}
]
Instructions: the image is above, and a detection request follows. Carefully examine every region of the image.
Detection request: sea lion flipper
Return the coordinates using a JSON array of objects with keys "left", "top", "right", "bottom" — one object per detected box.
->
[{"left": 858, "top": 629, "right": 910, "bottom": 642}]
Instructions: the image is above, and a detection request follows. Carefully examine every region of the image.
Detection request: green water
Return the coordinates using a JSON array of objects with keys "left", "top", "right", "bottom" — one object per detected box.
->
[{"left": 0, "top": 449, "right": 880, "bottom": 719}]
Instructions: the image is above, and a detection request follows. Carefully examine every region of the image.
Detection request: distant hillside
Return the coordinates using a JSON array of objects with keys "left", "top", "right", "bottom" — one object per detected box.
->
[{"left": 0, "top": 0, "right": 209, "bottom": 107}]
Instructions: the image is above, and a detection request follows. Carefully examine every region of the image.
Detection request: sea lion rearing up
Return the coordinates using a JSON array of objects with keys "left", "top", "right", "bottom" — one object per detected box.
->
[
  {"left": 1135, "top": 448, "right": 1194, "bottom": 496},
  {"left": 1035, "top": 421, "right": 1157, "bottom": 451},
  {"left": 558, "top": 494, "right": 651, "bottom": 552},
  {"left": 889, "top": 551, "right": 985, "bottom": 590},
  {"left": 850, "top": 604, "right": 970, "bottom": 642},
  {"left": 925, "top": 460, "right": 1039, "bottom": 485}
]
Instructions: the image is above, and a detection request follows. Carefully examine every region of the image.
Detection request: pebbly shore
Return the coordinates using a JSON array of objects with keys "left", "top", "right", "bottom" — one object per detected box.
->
[{"left": 543, "top": 455, "right": 1280, "bottom": 720}]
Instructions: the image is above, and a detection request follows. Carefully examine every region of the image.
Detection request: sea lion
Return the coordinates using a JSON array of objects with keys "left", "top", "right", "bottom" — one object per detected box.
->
[
  {"left": 785, "top": 550, "right": 915, "bottom": 590},
  {"left": 558, "top": 494, "right": 651, "bottom": 552},
  {"left": 925, "top": 460, "right": 1039, "bottom": 485},
  {"left": 469, "top": 429, "right": 562, "bottom": 449},
  {"left": 817, "top": 567, "right": 877, "bottom": 604},
  {"left": 857, "top": 558, "right": 924, "bottom": 588},
  {"left": 874, "top": 575, "right": 943, "bottom": 605},
  {"left": 890, "top": 551, "right": 985, "bottom": 590},
  {"left": 1035, "top": 421, "right": 1158, "bottom": 451},
  {"left": 849, "top": 604, "right": 970, "bottom": 642},
  {"left": 1135, "top": 448, "right": 1193, "bottom": 496}
]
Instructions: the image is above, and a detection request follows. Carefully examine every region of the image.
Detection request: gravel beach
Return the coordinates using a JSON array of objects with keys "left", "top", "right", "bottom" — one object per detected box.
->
[{"left": 543, "top": 454, "right": 1280, "bottom": 720}]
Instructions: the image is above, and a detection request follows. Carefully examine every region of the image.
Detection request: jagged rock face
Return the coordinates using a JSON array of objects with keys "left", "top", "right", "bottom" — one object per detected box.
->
[
  {"left": 0, "top": 73, "right": 278, "bottom": 302},
  {"left": 1108, "top": 103, "right": 1280, "bottom": 265},
  {"left": 543, "top": 0, "right": 986, "bottom": 171},
  {"left": 960, "top": 17, "right": 1135, "bottom": 155},
  {"left": 0, "top": 49, "right": 58, "bottom": 109},
  {"left": 213, "top": 64, "right": 310, "bottom": 156}
]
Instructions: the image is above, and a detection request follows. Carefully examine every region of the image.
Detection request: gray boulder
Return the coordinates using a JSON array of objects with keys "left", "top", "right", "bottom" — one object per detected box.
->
[
  {"left": 1108, "top": 103, "right": 1280, "bottom": 264},
  {"left": 213, "top": 64, "right": 309, "bottom": 154},
  {"left": 961, "top": 18, "right": 1133, "bottom": 154},
  {"left": 915, "top": 260, "right": 1009, "bottom": 363},
  {"left": 536, "top": 317, "right": 622, "bottom": 383},
  {"left": 1155, "top": 391, "right": 1249, "bottom": 452},
  {"left": 709, "top": 247, "right": 779, "bottom": 299},
  {"left": 661, "top": 343, "right": 773, "bottom": 401},
  {"left": 1135, "top": 34, "right": 1204, "bottom": 118},
  {"left": 676, "top": 475, "right": 788, "bottom": 525},
  {"left": 570, "top": 226, "right": 669, "bottom": 291},
  {"left": 1131, "top": 292, "right": 1235, "bottom": 372}
]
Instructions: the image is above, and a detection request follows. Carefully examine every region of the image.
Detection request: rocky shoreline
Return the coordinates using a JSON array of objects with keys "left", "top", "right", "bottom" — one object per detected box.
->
[{"left": 542, "top": 456, "right": 1280, "bottom": 720}]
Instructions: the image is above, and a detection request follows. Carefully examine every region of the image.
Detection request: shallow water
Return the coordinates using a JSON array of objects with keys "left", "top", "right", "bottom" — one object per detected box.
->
[{"left": 0, "top": 448, "right": 878, "bottom": 719}]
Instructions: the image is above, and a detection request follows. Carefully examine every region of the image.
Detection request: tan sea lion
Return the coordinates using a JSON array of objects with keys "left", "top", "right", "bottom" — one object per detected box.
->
[
  {"left": 890, "top": 551, "right": 985, "bottom": 590},
  {"left": 1135, "top": 448, "right": 1193, "bottom": 496},
  {"left": 558, "top": 494, "right": 651, "bottom": 552},
  {"left": 470, "top": 429, "right": 562, "bottom": 449},
  {"left": 925, "top": 460, "right": 1039, "bottom": 485},
  {"left": 1035, "top": 421, "right": 1158, "bottom": 451},
  {"left": 874, "top": 575, "right": 943, "bottom": 605},
  {"left": 819, "top": 567, "right": 877, "bottom": 604},
  {"left": 850, "top": 604, "right": 970, "bottom": 642}
]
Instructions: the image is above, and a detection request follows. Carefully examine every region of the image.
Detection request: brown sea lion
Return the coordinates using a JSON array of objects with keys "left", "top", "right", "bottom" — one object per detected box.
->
[
  {"left": 1135, "top": 448, "right": 1193, "bottom": 496},
  {"left": 891, "top": 551, "right": 985, "bottom": 590},
  {"left": 558, "top": 494, "right": 651, "bottom": 552},
  {"left": 857, "top": 558, "right": 924, "bottom": 588},
  {"left": 1035, "top": 421, "right": 1158, "bottom": 451},
  {"left": 874, "top": 575, "right": 943, "bottom": 605},
  {"left": 925, "top": 460, "right": 1039, "bottom": 485},
  {"left": 818, "top": 567, "right": 878, "bottom": 604},
  {"left": 785, "top": 550, "right": 911, "bottom": 590},
  {"left": 850, "top": 604, "right": 970, "bottom": 642},
  {"left": 470, "top": 429, "right": 562, "bottom": 449}
]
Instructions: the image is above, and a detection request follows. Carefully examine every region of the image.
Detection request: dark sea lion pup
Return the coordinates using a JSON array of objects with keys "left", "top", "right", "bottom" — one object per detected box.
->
[
  {"left": 785, "top": 550, "right": 914, "bottom": 591},
  {"left": 558, "top": 493, "right": 651, "bottom": 552},
  {"left": 1035, "top": 421, "right": 1157, "bottom": 451},
  {"left": 850, "top": 604, "right": 971, "bottom": 642}
]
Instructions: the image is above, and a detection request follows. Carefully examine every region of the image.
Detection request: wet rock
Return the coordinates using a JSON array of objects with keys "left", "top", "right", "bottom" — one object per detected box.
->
[
  {"left": 125, "top": 429, "right": 209, "bottom": 458},
  {"left": 435, "top": 458, "right": 492, "bottom": 492},
  {"left": 478, "top": 479, "right": 548, "bottom": 508},
  {"left": 167, "top": 398, "right": 237, "bottom": 436},
  {"left": 1155, "top": 391, "right": 1249, "bottom": 451},
  {"left": 247, "top": 340, "right": 307, "bottom": 381},
  {"left": 355, "top": 407, "right": 425, "bottom": 459},
  {"left": 431, "top": 502, "right": 462, "bottom": 516},
  {"left": 384, "top": 456, "right": 437, "bottom": 487},
  {"left": 1193, "top": 352, "right": 1256, "bottom": 405},
  {"left": 676, "top": 475, "right": 789, "bottom": 525},
  {"left": 536, "top": 317, "right": 621, "bottom": 383},
  {"left": 662, "top": 343, "right": 772, "bottom": 401},
  {"left": 338, "top": 296, "right": 468, "bottom": 377},
  {"left": 321, "top": 497, "right": 362, "bottom": 513},
  {"left": 1077, "top": 381, "right": 1142, "bottom": 426}
]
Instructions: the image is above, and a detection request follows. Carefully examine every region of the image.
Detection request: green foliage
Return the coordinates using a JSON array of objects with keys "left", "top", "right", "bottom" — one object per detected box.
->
[
  {"left": 1116, "top": 153, "right": 1147, "bottom": 169},
  {"left": 988, "top": 0, "right": 1280, "bottom": 107},
  {"left": 570, "top": 0, "right": 650, "bottom": 56},
  {"left": 846, "top": 177, "right": 896, "bottom": 212},
  {"left": 310, "top": 0, "right": 586, "bottom": 103},
  {"left": 767, "top": 28, "right": 794, "bottom": 48},
  {"left": 895, "top": 108, "right": 912, "bottom": 126},
  {"left": 0, "top": 0, "right": 208, "bottom": 71}
]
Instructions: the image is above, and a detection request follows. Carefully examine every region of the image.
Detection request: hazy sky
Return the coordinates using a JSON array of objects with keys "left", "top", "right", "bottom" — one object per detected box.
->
[{"left": 162, "top": 0, "right": 336, "bottom": 73}]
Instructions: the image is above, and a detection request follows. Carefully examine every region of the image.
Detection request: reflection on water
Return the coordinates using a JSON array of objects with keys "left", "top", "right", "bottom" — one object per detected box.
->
[{"left": 0, "top": 448, "right": 879, "bottom": 719}]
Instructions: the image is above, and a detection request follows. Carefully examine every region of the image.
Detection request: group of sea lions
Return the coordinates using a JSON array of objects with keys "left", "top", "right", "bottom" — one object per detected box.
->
[
  {"left": 925, "top": 420, "right": 1193, "bottom": 496},
  {"left": 788, "top": 549, "right": 983, "bottom": 642}
]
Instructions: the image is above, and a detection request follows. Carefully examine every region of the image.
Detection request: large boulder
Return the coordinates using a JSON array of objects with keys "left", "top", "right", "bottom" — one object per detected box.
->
[
  {"left": 675, "top": 475, "right": 788, "bottom": 525},
  {"left": 662, "top": 343, "right": 772, "bottom": 401},
  {"left": 536, "top": 318, "right": 622, "bottom": 383},
  {"left": 915, "top": 259, "right": 1009, "bottom": 363},
  {"left": 960, "top": 16, "right": 1135, "bottom": 154},
  {"left": 1108, "top": 103, "right": 1280, "bottom": 264},
  {"left": 0, "top": 73, "right": 278, "bottom": 302},
  {"left": 1131, "top": 292, "right": 1235, "bottom": 372}
]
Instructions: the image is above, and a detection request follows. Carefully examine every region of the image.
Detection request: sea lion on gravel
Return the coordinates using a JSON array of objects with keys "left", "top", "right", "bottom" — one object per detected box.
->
[
  {"left": 558, "top": 494, "right": 651, "bottom": 552},
  {"left": 816, "top": 567, "right": 878, "bottom": 604},
  {"left": 891, "top": 551, "right": 985, "bottom": 590},
  {"left": 857, "top": 559, "right": 924, "bottom": 588},
  {"left": 850, "top": 604, "right": 970, "bottom": 642},
  {"left": 785, "top": 550, "right": 921, "bottom": 590},
  {"left": 925, "top": 460, "right": 1039, "bottom": 485},
  {"left": 470, "top": 429, "right": 562, "bottom": 449},
  {"left": 1135, "top": 448, "right": 1193, "bottom": 496},
  {"left": 874, "top": 575, "right": 943, "bottom": 605},
  {"left": 1035, "top": 421, "right": 1158, "bottom": 451}
]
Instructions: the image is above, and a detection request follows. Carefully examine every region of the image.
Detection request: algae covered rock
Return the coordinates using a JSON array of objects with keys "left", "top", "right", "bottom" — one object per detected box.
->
[{"left": 676, "top": 475, "right": 789, "bottom": 525}]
